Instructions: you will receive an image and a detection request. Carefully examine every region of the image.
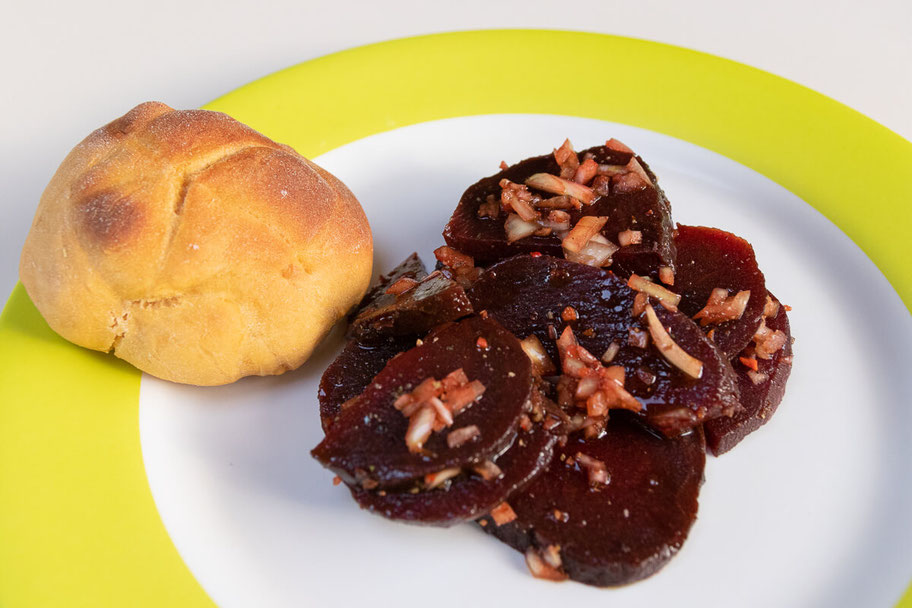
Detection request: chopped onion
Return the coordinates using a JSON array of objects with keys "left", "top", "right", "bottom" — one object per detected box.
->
[
  {"left": 575, "top": 375, "right": 600, "bottom": 400},
  {"left": 424, "top": 467, "right": 461, "bottom": 490},
  {"left": 573, "top": 158, "right": 599, "bottom": 185},
  {"left": 643, "top": 304, "right": 704, "bottom": 379},
  {"left": 747, "top": 370, "right": 769, "bottom": 385},
  {"left": 542, "top": 545, "right": 563, "bottom": 570},
  {"left": 601, "top": 342, "right": 620, "bottom": 363},
  {"left": 693, "top": 288, "right": 751, "bottom": 325},
  {"left": 505, "top": 213, "right": 540, "bottom": 243},
  {"left": 658, "top": 265, "right": 675, "bottom": 286},
  {"left": 627, "top": 274, "right": 682, "bottom": 310},
  {"left": 520, "top": 334, "right": 557, "bottom": 375},
  {"left": 385, "top": 276, "right": 419, "bottom": 295},
  {"left": 428, "top": 396, "right": 454, "bottom": 427},
  {"left": 525, "top": 547, "right": 569, "bottom": 581},
  {"left": 597, "top": 163, "right": 628, "bottom": 176},
  {"left": 753, "top": 318, "right": 788, "bottom": 359},
  {"left": 447, "top": 424, "right": 481, "bottom": 448},
  {"left": 536, "top": 195, "right": 579, "bottom": 210},
  {"left": 575, "top": 452, "right": 610, "bottom": 486},
  {"left": 561, "top": 216, "right": 608, "bottom": 253},
  {"left": 605, "top": 138, "right": 634, "bottom": 154},
  {"left": 434, "top": 245, "right": 474, "bottom": 269},
  {"left": 763, "top": 294, "right": 780, "bottom": 318},
  {"left": 525, "top": 173, "right": 595, "bottom": 204},
  {"left": 472, "top": 460, "right": 503, "bottom": 481},
  {"left": 405, "top": 405, "right": 436, "bottom": 453},
  {"left": 490, "top": 502, "right": 518, "bottom": 526},
  {"left": 564, "top": 233, "right": 617, "bottom": 267},
  {"left": 618, "top": 229, "right": 643, "bottom": 246},
  {"left": 442, "top": 379, "right": 486, "bottom": 414}
]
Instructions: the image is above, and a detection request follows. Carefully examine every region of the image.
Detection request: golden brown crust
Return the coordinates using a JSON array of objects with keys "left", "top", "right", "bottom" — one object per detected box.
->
[{"left": 19, "top": 102, "right": 373, "bottom": 385}]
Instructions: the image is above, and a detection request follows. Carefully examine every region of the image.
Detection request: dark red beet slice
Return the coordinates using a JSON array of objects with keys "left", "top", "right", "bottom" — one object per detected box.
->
[
  {"left": 673, "top": 225, "right": 767, "bottom": 358},
  {"left": 311, "top": 316, "right": 533, "bottom": 489},
  {"left": 350, "top": 270, "right": 474, "bottom": 342},
  {"left": 349, "top": 253, "right": 427, "bottom": 322},
  {"left": 442, "top": 144, "right": 675, "bottom": 273},
  {"left": 468, "top": 254, "right": 740, "bottom": 436},
  {"left": 705, "top": 293, "right": 793, "bottom": 455},
  {"left": 478, "top": 414, "right": 705, "bottom": 587},
  {"left": 349, "top": 423, "right": 558, "bottom": 527},
  {"left": 318, "top": 336, "right": 415, "bottom": 433}
]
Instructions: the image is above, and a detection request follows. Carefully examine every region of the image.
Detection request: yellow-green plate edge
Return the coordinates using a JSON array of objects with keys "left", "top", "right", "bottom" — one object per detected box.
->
[{"left": 1, "top": 30, "right": 909, "bottom": 608}]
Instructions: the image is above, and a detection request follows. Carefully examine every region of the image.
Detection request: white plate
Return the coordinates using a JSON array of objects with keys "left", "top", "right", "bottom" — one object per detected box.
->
[{"left": 140, "top": 114, "right": 912, "bottom": 608}]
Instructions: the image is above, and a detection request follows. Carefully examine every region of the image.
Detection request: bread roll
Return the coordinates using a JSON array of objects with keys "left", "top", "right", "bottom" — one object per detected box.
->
[{"left": 19, "top": 102, "right": 372, "bottom": 385}]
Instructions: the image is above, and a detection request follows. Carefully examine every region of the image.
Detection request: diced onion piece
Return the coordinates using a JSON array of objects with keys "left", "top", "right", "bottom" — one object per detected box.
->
[
  {"left": 521, "top": 334, "right": 557, "bottom": 375},
  {"left": 472, "top": 460, "right": 503, "bottom": 481},
  {"left": 596, "top": 164, "right": 628, "bottom": 176},
  {"left": 447, "top": 424, "right": 481, "bottom": 448},
  {"left": 618, "top": 229, "right": 642, "bottom": 246},
  {"left": 747, "top": 370, "right": 770, "bottom": 385},
  {"left": 441, "top": 368, "right": 470, "bottom": 392},
  {"left": 763, "top": 294, "right": 781, "bottom": 318},
  {"left": 601, "top": 342, "right": 620, "bottom": 363},
  {"left": 554, "top": 139, "right": 580, "bottom": 179},
  {"left": 505, "top": 213, "right": 540, "bottom": 243},
  {"left": 442, "top": 380, "right": 486, "bottom": 414},
  {"left": 753, "top": 318, "right": 788, "bottom": 359},
  {"left": 525, "top": 173, "right": 595, "bottom": 204},
  {"left": 562, "top": 216, "right": 608, "bottom": 253},
  {"left": 536, "top": 195, "right": 579, "bottom": 210},
  {"left": 428, "top": 396, "right": 454, "bottom": 427},
  {"left": 632, "top": 292, "right": 648, "bottom": 317},
  {"left": 575, "top": 375, "right": 600, "bottom": 400},
  {"left": 385, "top": 276, "right": 419, "bottom": 295},
  {"left": 643, "top": 304, "right": 704, "bottom": 379},
  {"left": 564, "top": 232, "right": 618, "bottom": 267},
  {"left": 424, "top": 467, "right": 461, "bottom": 490},
  {"left": 659, "top": 265, "right": 675, "bottom": 286},
  {"left": 575, "top": 452, "right": 610, "bottom": 486},
  {"left": 586, "top": 390, "right": 608, "bottom": 417},
  {"left": 627, "top": 274, "right": 682, "bottom": 310},
  {"left": 573, "top": 158, "right": 599, "bottom": 185},
  {"left": 525, "top": 547, "right": 569, "bottom": 581},
  {"left": 541, "top": 545, "right": 563, "bottom": 570},
  {"left": 693, "top": 288, "right": 751, "bottom": 325},
  {"left": 626, "top": 157, "right": 652, "bottom": 184},
  {"left": 490, "top": 502, "right": 518, "bottom": 526},
  {"left": 434, "top": 245, "right": 474, "bottom": 269},
  {"left": 405, "top": 405, "right": 436, "bottom": 453},
  {"left": 628, "top": 327, "right": 648, "bottom": 348},
  {"left": 541, "top": 209, "right": 571, "bottom": 231},
  {"left": 605, "top": 138, "right": 634, "bottom": 154}
]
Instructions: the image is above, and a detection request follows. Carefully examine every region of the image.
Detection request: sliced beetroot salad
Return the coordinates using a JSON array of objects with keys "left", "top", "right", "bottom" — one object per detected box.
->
[
  {"left": 478, "top": 415, "right": 705, "bottom": 587},
  {"left": 673, "top": 225, "right": 767, "bottom": 358},
  {"left": 467, "top": 254, "right": 740, "bottom": 437},
  {"left": 705, "top": 293, "right": 794, "bottom": 455},
  {"left": 442, "top": 140, "right": 675, "bottom": 273},
  {"left": 349, "top": 422, "right": 558, "bottom": 527},
  {"left": 311, "top": 316, "right": 533, "bottom": 489}
]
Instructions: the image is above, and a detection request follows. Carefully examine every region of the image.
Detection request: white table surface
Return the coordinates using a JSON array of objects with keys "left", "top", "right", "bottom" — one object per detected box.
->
[{"left": 2, "top": 0, "right": 910, "bottom": 303}]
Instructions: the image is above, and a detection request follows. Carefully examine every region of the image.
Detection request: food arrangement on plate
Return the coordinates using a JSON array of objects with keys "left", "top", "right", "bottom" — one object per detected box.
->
[
  {"left": 19, "top": 104, "right": 794, "bottom": 589},
  {"left": 313, "top": 138, "right": 794, "bottom": 586}
]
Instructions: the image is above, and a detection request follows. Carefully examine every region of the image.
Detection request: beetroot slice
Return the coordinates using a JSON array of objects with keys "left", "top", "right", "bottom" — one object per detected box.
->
[
  {"left": 442, "top": 144, "right": 675, "bottom": 273},
  {"left": 349, "top": 423, "right": 558, "bottom": 527},
  {"left": 467, "top": 254, "right": 740, "bottom": 436},
  {"left": 318, "top": 336, "right": 415, "bottom": 433},
  {"left": 673, "top": 225, "right": 767, "bottom": 358},
  {"left": 478, "top": 414, "right": 705, "bottom": 587},
  {"left": 311, "top": 316, "right": 533, "bottom": 489},
  {"left": 350, "top": 252, "right": 427, "bottom": 323},
  {"left": 705, "top": 293, "right": 793, "bottom": 455}
]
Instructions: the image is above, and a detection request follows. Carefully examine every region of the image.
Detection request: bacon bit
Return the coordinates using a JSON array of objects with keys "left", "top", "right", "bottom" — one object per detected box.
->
[
  {"left": 446, "top": 424, "right": 481, "bottom": 448},
  {"left": 473, "top": 460, "right": 503, "bottom": 481},
  {"left": 520, "top": 334, "right": 557, "bottom": 375},
  {"left": 573, "top": 157, "right": 599, "bottom": 185},
  {"left": 554, "top": 139, "right": 580, "bottom": 180},
  {"left": 500, "top": 178, "right": 540, "bottom": 221},
  {"left": 504, "top": 213, "right": 540, "bottom": 243},
  {"left": 605, "top": 138, "right": 634, "bottom": 154},
  {"left": 490, "top": 502, "right": 518, "bottom": 526},
  {"left": 525, "top": 173, "right": 595, "bottom": 204},
  {"left": 424, "top": 467, "right": 461, "bottom": 490},
  {"left": 476, "top": 336, "right": 489, "bottom": 350},
  {"left": 628, "top": 327, "right": 648, "bottom": 348},
  {"left": 753, "top": 318, "right": 788, "bottom": 359},
  {"left": 618, "top": 229, "right": 643, "bottom": 247},
  {"left": 739, "top": 356, "right": 759, "bottom": 371},
  {"left": 499, "top": 160, "right": 509, "bottom": 170},
  {"left": 575, "top": 452, "right": 610, "bottom": 486},
  {"left": 477, "top": 194, "right": 500, "bottom": 218},
  {"left": 627, "top": 274, "right": 682, "bottom": 310},
  {"left": 332, "top": 476, "right": 342, "bottom": 486},
  {"left": 632, "top": 292, "right": 648, "bottom": 317},
  {"left": 747, "top": 370, "right": 769, "bottom": 385},
  {"left": 405, "top": 405, "right": 436, "bottom": 453},
  {"left": 525, "top": 547, "right": 569, "bottom": 581},
  {"left": 562, "top": 216, "right": 608, "bottom": 253},
  {"left": 643, "top": 304, "right": 704, "bottom": 379},
  {"left": 693, "top": 288, "right": 751, "bottom": 325},
  {"left": 385, "top": 276, "right": 419, "bottom": 295},
  {"left": 763, "top": 295, "right": 781, "bottom": 318},
  {"left": 601, "top": 342, "right": 620, "bottom": 363},
  {"left": 561, "top": 306, "right": 579, "bottom": 322},
  {"left": 659, "top": 265, "right": 675, "bottom": 286}
]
